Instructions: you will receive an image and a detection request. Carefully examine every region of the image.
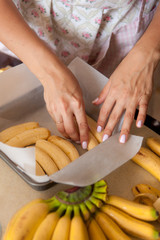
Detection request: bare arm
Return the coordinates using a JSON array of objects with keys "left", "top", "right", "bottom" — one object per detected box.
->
[
  {"left": 94, "top": 2, "right": 160, "bottom": 143},
  {"left": 0, "top": 0, "right": 89, "bottom": 148}
]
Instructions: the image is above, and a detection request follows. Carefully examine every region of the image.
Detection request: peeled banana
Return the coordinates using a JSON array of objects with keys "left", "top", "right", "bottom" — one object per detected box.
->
[
  {"left": 35, "top": 147, "right": 58, "bottom": 175},
  {"left": 36, "top": 139, "right": 71, "bottom": 169},
  {"left": 5, "top": 127, "right": 50, "bottom": 147},
  {"left": 86, "top": 115, "right": 103, "bottom": 143},
  {"left": 0, "top": 122, "right": 39, "bottom": 143},
  {"left": 87, "top": 131, "right": 99, "bottom": 150},
  {"left": 132, "top": 147, "right": 160, "bottom": 181},
  {"left": 36, "top": 161, "right": 46, "bottom": 176},
  {"left": 48, "top": 135, "right": 79, "bottom": 161},
  {"left": 147, "top": 137, "right": 160, "bottom": 156}
]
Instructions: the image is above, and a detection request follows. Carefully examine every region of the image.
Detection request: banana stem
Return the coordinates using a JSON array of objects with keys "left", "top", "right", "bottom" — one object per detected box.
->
[
  {"left": 92, "top": 192, "right": 108, "bottom": 202},
  {"left": 56, "top": 203, "right": 67, "bottom": 216},
  {"left": 89, "top": 196, "right": 103, "bottom": 208},
  {"left": 94, "top": 180, "right": 107, "bottom": 188},
  {"left": 94, "top": 185, "right": 108, "bottom": 194},
  {"left": 79, "top": 203, "right": 90, "bottom": 221},
  {"left": 84, "top": 200, "right": 97, "bottom": 213},
  {"left": 73, "top": 205, "right": 81, "bottom": 217},
  {"left": 47, "top": 198, "right": 61, "bottom": 211}
]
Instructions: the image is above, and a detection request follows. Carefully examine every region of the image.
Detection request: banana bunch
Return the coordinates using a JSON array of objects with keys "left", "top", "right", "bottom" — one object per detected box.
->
[
  {"left": 3, "top": 180, "right": 107, "bottom": 240},
  {"left": 3, "top": 180, "right": 160, "bottom": 240},
  {"left": 132, "top": 137, "right": 160, "bottom": 182}
]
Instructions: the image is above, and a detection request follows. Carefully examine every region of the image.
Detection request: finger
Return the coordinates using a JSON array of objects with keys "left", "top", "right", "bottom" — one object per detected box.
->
[
  {"left": 63, "top": 113, "right": 80, "bottom": 142},
  {"left": 119, "top": 103, "right": 137, "bottom": 143},
  {"left": 54, "top": 117, "right": 69, "bottom": 139},
  {"left": 92, "top": 81, "right": 111, "bottom": 105},
  {"left": 97, "top": 96, "right": 116, "bottom": 133},
  {"left": 74, "top": 109, "right": 89, "bottom": 150},
  {"left": 102, "top": 103, "right": 125, "bottom": 142},
  {"left": 136, "top": 95, "right": 150, "bottom": 128}
]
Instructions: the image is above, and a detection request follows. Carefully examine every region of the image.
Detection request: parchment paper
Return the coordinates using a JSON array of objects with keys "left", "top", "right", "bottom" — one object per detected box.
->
[{"left": 0, "top": 58, "right": 143, "bottom": 186}]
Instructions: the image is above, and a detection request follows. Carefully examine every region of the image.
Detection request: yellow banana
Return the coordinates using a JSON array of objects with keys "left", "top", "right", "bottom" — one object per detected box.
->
[
  {"left": 132, "top": 183, "right": 160, "bottom": 198},
  {"left": 95, "top": 211, "right": 131, "bottom": 240},
  {"left": 87, "top": 131, "right": 99, "bottom": 150},
  {"left": 3, "top": 198, "right": 45, "bottom": 240},
  {"left": 33, "top": 204, "right": 67, "bottom": 240},
  {"left": 147, "top": 137, "right": 160, "bottom": 156},
  {"left": 0, "top": 122, "right": 39, "bottom": 143},
  {"left": 52, "top": 205, "right": 72, "bottom": 240},
  {"left": 132, "top": 147, "right": 160, "bottom": 181},
  {"left": 7, "top": 200, "right": 57, "bottom": 240},
  {"left": 132, "top": 183, "right": 160, "bottom": 206},
  {"left": 35, "top": 147, "right": 58, "bottom": 175},
  {"left": 36, "top": 139, "right": 71, "bottom": 169},
  {"left": 69, "top": 205, "right": 89, "bottom": 240},
  {"left": 106, "top": 195, "right": 159, "bottom": 221},
  {"left": 6, "top": 127, "right": 50, "bottom": 147},
  {"left": 36, "top": 161, "right": 46, "bottom": 176},
  {"left": 88, "top": 218, "right": 106, "bottom": 240},
  {"left": 48, "top": 135, "right": 79, "bottom": 161},
  {"left": 101, "top": 205, "right": 160, "bottom": 240},
  {"left": 86, "top": 115, "right": 103, "bottom": 143}
]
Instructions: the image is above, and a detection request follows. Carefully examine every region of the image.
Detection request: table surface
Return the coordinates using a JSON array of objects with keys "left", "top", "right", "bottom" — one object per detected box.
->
[{"left": 1, "top": 122, "right": 160, "bottom": 239}]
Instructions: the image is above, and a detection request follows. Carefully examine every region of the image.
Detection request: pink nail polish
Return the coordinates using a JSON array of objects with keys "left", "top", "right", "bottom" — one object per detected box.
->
[
  {"left": 137, "top": 120, "right": 142, "bottom": 128},
  {"left": 120, "top": 134, "right": 126, "bottom": 143},
  {"left": 92, "top": 98, "right": 99, "bottom": 104}
]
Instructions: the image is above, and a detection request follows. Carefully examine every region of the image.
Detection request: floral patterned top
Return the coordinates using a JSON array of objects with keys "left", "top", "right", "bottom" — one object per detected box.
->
[{"left": 10, "top": 0, "right": 160, "bottom": 76}]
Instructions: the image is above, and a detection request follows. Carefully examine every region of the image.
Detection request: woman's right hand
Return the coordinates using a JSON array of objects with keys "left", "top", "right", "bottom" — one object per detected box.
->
[
  {"left": 42, "top": 59, "right": 89, "bottom": 149},
  {"left": 0, "top": 0, "right": 89, "bottom": 148}
]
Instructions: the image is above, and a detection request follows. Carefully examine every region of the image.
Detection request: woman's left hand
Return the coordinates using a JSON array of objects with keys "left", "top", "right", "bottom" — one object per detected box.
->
[{"left": 93, "top": 44, "right": 158, "bottom": 143}]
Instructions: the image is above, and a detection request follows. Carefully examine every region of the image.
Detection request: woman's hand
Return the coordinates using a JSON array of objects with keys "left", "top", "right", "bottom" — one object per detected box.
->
[
  {"left": 43, "top": 60, "right": 89, "bottom": 148},
  {"left": 93, "top": 44, "right": 159, "bottom": 143}
]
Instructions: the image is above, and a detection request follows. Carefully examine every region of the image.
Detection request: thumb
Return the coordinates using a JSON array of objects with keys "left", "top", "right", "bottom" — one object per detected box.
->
[{"left": 92, "top": 80, "right": 111, "bottom": 105}]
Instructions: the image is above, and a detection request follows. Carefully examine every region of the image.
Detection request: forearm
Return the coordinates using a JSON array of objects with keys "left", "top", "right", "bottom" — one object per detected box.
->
[
  {"left": 0, "top": 0, "right": 62, "bottom": 84},
  {"left": 134, "top": 3, "right": 160, "bottom": 66}
]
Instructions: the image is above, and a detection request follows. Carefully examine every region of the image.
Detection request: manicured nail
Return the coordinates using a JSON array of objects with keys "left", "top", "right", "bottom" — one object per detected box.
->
[
  {"left": 137, "top": 120, "right": 142, "bottom": 128},
  {"left": 82, "top": 141, "right": 87, "bottom": 149},
  {"left": 97, "top": 126, "right": 102, "bottom": 133},
  {"left": 92, "top": 98, "right": 99, "bottom": 104},
  {"left": 120, "top": 134, "right": 126, "bottom": 143},
  {"left": 103, "top": 134, "right": 109, "bottom": 142}
]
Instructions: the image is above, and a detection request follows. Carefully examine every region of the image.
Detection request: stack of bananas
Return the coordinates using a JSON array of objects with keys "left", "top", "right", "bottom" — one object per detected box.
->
[
  {"left": 3, "top": 180, "right": 160, "bottom": 240},
  {"left": 132, "top": 137, "right": 160, "bottom": 182},
  {"left": 0, "top": 115, "right": 103, "bottom": 176}
]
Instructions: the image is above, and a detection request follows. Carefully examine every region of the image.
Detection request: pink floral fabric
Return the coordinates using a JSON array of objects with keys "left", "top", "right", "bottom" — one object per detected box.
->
[{"left": 3, "top": 0, "right": 160, "bottom": 76}]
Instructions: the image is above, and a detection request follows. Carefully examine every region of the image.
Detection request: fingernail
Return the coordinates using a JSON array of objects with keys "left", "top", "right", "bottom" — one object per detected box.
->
[
  {"left": 82, "top": 141, "right": 87, "bottom": 149},
  {"left": 137, "top": 120, "right": 142, "bottom": 128},
  {"left": 92, "top": 97, "right": 99, "bottom": 104},
  {"left": 120, "top": 134, "right": 126, "bottom": 143},
  {"left": 97, "top": 125, "right": 102, "bottom": 133},
  {"left": 103, "top": 134, "right": 109, "bottom": 142},
  {"left": 75, "top": 141, "right": 81, "bottom": 144}
]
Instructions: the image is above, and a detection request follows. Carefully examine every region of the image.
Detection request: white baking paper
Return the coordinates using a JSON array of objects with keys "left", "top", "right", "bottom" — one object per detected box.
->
[{"left": 0, "top": 57, "right": 143, "bottom": 186}]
